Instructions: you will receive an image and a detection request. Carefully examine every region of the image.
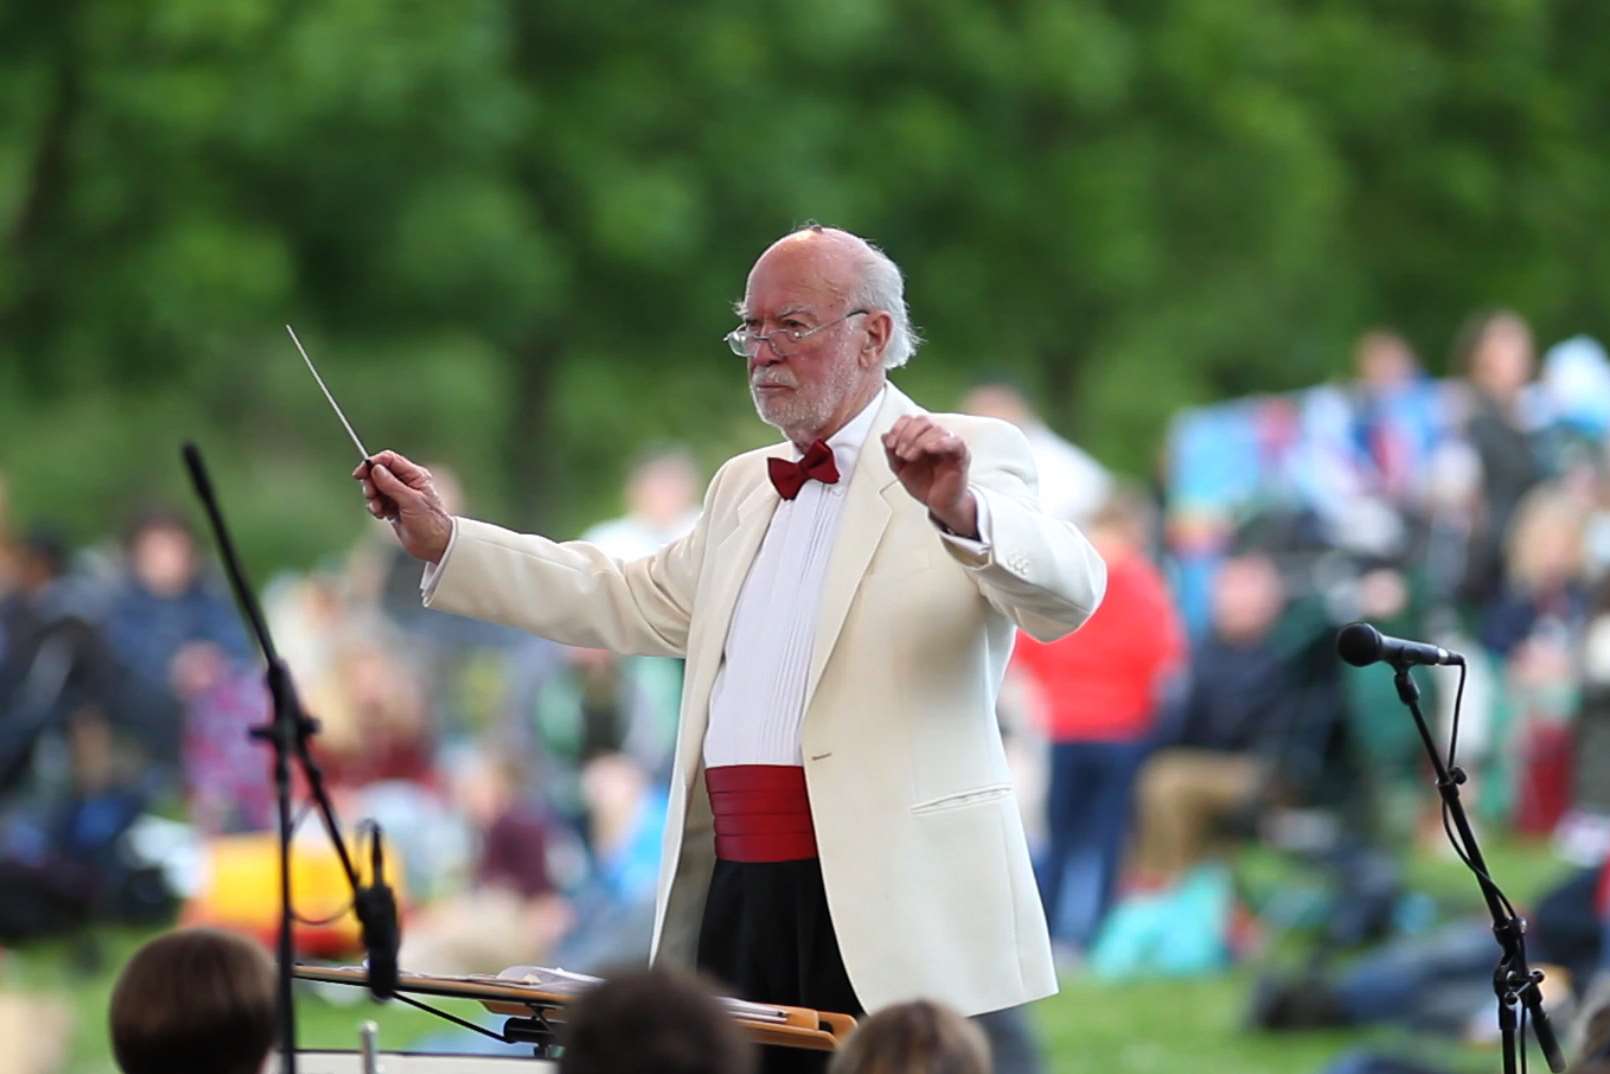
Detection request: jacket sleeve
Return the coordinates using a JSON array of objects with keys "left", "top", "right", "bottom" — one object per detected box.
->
[
  {"left": 420, "top": 465, "right": 726, "bottom": 657},
  {"left": 937, "top": 419, "right": 1108, "bottom": 642}
]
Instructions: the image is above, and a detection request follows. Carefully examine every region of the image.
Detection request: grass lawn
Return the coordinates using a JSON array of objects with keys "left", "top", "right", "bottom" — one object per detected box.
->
[{"left": 1, "top": 835, "right": 1574, "bottom": 1074}]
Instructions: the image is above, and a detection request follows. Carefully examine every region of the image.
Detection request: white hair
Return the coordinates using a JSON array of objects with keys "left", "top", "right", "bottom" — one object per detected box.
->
[{"left": 844, "top": 234, "right": 923, "bottom": 369}]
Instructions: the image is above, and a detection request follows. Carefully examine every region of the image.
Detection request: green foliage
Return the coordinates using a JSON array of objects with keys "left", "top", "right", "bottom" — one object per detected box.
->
[{"left": 3, "top": 0, "right": 1609, "bottom": 564}]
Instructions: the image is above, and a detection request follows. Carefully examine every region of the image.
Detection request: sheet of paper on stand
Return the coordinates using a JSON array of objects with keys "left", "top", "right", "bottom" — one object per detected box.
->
[
  {"left": 488, "top": 965, "right": 601, "bottom": 993},
  {"left": 491, "top": 964, "right": 793, "bottom": 1025}
]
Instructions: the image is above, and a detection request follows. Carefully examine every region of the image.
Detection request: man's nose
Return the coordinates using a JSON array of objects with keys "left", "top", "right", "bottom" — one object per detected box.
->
[{"left": 748, "top": 344, "right": 784, "bottom": 374}]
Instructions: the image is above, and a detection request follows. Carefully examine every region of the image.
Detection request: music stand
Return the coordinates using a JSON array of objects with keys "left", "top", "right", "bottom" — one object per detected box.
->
[{"left": 293, "top": 964, "right": 856, "bottom": 1058}]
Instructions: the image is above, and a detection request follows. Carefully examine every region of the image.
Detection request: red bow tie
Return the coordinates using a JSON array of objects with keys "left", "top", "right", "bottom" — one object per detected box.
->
[{"left": 768, "top": 439, "right": 840, "bottom": 500}]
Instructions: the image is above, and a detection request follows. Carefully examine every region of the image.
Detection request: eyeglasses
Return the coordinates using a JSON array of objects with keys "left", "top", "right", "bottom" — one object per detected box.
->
[{"left": 724, "top": 309, "right": 869, "bottom": 358}]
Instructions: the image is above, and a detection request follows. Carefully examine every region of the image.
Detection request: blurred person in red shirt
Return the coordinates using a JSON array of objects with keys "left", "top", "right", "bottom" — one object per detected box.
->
[{"left": 1013, "top": 488, "right": 1184, "bottom": 951}]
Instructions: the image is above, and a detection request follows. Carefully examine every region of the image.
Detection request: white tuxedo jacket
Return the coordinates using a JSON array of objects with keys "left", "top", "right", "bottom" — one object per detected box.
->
[{"left": 424, "top": 385, "right": 1107, "bottom": 1014}]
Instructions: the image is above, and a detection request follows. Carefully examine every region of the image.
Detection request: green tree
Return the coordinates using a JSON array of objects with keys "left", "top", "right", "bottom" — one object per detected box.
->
[{"left": 2, "top": 0, "right": 1607, "bottom": 566}]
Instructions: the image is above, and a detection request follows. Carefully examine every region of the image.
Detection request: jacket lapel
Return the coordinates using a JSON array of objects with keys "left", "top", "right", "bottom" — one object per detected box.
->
[{"left": 801, "top": 386, "right": 920, "bottom": 715}]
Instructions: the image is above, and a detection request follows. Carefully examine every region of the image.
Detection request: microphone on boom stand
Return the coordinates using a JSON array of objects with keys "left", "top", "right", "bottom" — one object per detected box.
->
[
  {"left": 1335, "top": 620, "right": 1564, "bottom": 1073},
  {"left": 182, "top": 441, "right": 404, "bottom": 1067}
]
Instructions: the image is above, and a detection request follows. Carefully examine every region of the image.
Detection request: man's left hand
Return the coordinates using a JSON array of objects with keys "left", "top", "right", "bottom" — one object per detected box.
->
[{"left": 883, "top": 415, "right": 978, "bottom": 539}]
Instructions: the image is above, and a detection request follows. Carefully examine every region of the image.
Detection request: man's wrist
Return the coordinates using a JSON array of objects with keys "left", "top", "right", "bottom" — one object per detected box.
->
[
  {"left": 424, "top": 514, "right": 456, "bottom": 564},
  {"left": 930, "top": 492, "right": 979, "bottom": 540}
]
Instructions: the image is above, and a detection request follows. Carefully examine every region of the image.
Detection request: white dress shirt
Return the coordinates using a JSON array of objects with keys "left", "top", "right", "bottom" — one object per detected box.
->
[{"left": 703, "top": 388, "right": 991, "bottom": 767}]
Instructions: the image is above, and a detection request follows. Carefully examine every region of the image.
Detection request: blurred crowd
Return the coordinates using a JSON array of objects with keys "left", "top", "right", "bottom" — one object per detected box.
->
[
  {"left": 5, "top": 310, "right": 1610, "bottom": 1069},
  {"left": 985, "top": 310, "right": 1610, "bottom": 1069},
  {"left": 0, "top": 445, "right": 700, "bottom": 976}
]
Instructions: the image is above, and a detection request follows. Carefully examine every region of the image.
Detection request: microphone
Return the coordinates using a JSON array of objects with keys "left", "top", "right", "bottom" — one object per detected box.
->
[
  {"left": 1336, "top": 622, "right": 1463, "bottom": 669},
  {"left": 355, "top": 825, "right": 400, "bottom": 1001}
]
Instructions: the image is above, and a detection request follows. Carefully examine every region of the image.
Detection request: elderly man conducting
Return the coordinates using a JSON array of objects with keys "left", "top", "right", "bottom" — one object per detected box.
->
[{"left": 356, "top": 226, "right": 1106, "bottom": 1049}]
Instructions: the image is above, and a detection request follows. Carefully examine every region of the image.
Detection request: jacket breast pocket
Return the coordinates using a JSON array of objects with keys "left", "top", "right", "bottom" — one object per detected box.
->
[
  {"left": 863, "top": 548, "right": 937, "bottom": 582},
  {"left": 909, "top": 783, "right": 1013, "bottom": 816}
]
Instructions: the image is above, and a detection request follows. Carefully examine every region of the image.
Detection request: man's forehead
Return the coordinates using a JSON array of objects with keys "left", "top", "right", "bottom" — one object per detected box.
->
[{"left": 742, "top": 242, "right": 851, "bottom": 316}]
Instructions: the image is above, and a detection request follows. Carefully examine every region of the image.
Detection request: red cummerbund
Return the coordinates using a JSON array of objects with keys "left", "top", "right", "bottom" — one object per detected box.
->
[{"left": 706, "top": 764, "right": 818, "bottom": 863}]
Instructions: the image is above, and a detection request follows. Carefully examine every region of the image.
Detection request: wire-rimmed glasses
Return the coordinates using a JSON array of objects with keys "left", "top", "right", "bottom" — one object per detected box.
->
[{"left": 724, "top": 309, "right": 868, "bottom": 358}]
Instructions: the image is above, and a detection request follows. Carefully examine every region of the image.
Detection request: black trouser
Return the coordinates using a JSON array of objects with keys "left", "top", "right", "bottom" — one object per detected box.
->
[{"left": 696, "top": 858, "right": 861, "bottom": 1074}]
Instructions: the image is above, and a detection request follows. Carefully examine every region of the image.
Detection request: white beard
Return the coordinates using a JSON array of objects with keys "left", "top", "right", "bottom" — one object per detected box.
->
[{"left": 750, "top": 360, "right": 859, "bottom": 441}]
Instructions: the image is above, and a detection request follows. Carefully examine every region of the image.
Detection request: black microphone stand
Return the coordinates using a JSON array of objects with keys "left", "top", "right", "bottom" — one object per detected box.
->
[
  {"left": 182, "top": 444, "right": 400, "bottom": 1074},
  {"left": 1391, "top": 665, "right": 1565, "bottom": 1074}
]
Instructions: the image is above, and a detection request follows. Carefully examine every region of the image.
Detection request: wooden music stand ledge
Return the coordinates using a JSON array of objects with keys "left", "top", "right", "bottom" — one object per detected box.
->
[{"left": 293, "top": 964, "right": 856, "bottom": 1058}]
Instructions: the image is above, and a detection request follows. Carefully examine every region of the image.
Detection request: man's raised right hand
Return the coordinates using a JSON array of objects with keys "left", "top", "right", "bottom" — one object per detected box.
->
[{"left": 354, "top": 450, "right": 454, "bottom": 564}]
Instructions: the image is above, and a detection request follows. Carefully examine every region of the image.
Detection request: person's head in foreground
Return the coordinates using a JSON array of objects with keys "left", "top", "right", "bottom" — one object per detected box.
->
[
  {"left": 109, "top": 926, "right": 277, "bottom": 1074},
  {"left": 558, "top": 968, "right": 755, "bottom": 1074},
  {"left": 729, "top": 224, "right": 919, "bottom": 448},
  {"left": 828, "top": 999, "right": 991, "bottom": 1074}
]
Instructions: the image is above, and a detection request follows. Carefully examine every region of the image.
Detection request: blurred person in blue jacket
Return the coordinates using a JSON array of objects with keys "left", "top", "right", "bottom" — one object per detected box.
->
[
  {"left": 102, "top": 507, "right": 248, "bottom": 774},
  {"left": 547, "top": 751, "right": 669, "bottom": 972},
  {"left": 1347, "top": 329, "right": 1451, "bottom": 510},
  {"left": 1288, "top": 331, "right": 1449, "bottom": 566}
]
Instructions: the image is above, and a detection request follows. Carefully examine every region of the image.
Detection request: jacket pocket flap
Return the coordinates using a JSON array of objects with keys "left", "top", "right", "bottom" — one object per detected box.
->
[{"left": 910, "top": 783, "right": 1013, "bottom": 815}]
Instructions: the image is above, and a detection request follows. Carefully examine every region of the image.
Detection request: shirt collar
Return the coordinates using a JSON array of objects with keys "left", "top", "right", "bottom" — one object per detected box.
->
[{"left": 806, "top": 384, "right": 886, "bottom": 486}]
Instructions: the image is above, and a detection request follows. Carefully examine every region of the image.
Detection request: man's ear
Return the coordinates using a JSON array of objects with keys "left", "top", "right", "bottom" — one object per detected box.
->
[{"left": 862, "top": 311, "right": 893, "bottom": 368}]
